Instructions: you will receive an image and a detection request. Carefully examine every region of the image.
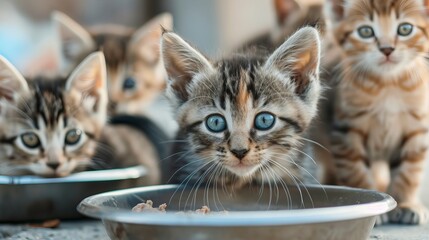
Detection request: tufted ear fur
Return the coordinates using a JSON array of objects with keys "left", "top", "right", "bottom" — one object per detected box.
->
[
  {"left": 264, "top": 27, "right": 321, "bottom": 96},
  {"left": 51, "top": 11, "right": 96, "bottom": 72},
  {"left": 161, "top": 32, "right": 213, "bottom": 102},
  {"left": 0, "top": 56, "right": 29, "bottom": 103},
  {"left": 66, "top": 52, "right": 107, "bottom": 122},
  {"left": 130, "top": 13, "right": 173, "bottom": 64}
]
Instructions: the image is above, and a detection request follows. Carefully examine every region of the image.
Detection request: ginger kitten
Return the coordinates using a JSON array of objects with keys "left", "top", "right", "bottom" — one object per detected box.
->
[
  {"left": 162, "top": 27, "right": 322, "bottom": 189},
  {"left": 328, "top": 0, "right": 429, "bottom": 225},
  {"left": 0, "top": 52, "right": 108, "bottom": 177}
]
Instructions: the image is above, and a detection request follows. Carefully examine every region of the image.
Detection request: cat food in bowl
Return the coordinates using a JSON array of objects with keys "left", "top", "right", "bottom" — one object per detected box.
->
[
  {"left": 0, "top": 166, "right": 147, "bottom": 222},
  {"left": 78, "top": 184, "right": 396, "bottom": 240}
]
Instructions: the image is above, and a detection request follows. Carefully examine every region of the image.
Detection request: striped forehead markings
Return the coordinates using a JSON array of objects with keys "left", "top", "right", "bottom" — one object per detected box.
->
[
  {"left": 218, "top": 59, "right": 261, "bottom": 111},
  {"left": 33, "top": 84, "right": 68, "bottom": 129}
]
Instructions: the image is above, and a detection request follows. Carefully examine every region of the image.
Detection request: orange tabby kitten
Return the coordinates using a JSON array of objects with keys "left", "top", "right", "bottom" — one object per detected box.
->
[{"left": 328, "top": 0, "right": 429, "bottom": 225}]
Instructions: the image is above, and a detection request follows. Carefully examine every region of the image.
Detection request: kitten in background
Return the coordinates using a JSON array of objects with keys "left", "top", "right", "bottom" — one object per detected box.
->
[
  {"left": 327, "top": 0, "right": 429, "bottom": 225},
  {"left": 51, "top": 12, "right": 174, "bottom": 184},
  {"left": 243, "top": 0, "right": 327, "bottom": 51},
  {"left": 52, "top": 11, "right": 173, "bottom": 116},
  {"left": 162, "top": 27, "right": 322, "bottom": 189},
  {"left": 0, "top": 52, "right": 108, "bottom": 177},
  {"left": 242, "top": 0, "right": 339, "bottom": 184}
]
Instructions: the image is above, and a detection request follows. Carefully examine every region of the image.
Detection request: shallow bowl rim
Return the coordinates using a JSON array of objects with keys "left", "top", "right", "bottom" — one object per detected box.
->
[
  {"left": 77, "top": 184, "right": 397, "bottom": 227},
  {"left": 0, "top": 165, "right": 147, "bottom": 185}
]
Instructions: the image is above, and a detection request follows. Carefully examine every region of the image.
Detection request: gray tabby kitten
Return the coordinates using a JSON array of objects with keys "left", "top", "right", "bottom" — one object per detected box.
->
[
  {"left": 162, "top": 27, "right": 322, "bottom": 188},
  {"left": 0, "top": 52, "right": 108, "bottom": 177}
]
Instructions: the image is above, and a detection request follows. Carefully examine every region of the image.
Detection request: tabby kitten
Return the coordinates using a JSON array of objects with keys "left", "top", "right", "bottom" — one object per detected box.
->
[
  {"left": 50, "top": 12, "right": 174, "bottom": 184},
  {"left": 52, "top": 11, "right": 172, "bottom": 115},
  {"left": 244, "top": 0, "right": 326, "bottom": 51},
  {"left": 162, "top": 27, "right": 322, "bottom": 188},
  {"left": 0, "top": 52, "right": 108, "bottom": 177},
  {"left": 328, "top": 0, "right": 429, "bottom": 224}
]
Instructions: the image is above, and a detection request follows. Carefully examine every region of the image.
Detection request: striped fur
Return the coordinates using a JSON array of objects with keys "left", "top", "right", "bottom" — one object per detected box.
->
[
  {"left": 52, "top": 12, "right": 172, "bottom": 115},
  {"left": 328, "top": 0, "right": 429, "bottom": 225},
  {"left": 0, "top": 53, "right": 108, "bottom": 177},
  {"left": 163, "top": 28, "right": 322, "bottom": 189}
]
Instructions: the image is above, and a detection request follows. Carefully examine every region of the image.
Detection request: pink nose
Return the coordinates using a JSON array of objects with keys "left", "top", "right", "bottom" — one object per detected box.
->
[{"left": 379, "top": 47, "right": 394, "bottom": 57}]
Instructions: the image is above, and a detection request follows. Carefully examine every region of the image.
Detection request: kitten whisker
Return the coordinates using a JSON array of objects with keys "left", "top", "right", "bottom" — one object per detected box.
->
[{"left": 300, "top": 137, "right": 330, "bottom": 153}]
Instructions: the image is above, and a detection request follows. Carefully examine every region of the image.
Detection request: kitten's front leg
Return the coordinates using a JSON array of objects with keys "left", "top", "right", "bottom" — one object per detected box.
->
[
  {"left": 331, "top": 127, "right": 374, "bottom": 189},
  {"left": 388, "top": 130, "right": 429, "bottom": 225}
]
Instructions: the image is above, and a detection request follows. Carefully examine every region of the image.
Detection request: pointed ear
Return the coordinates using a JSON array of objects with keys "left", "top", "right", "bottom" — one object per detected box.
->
[
  {"left": 130, "top": 13, "right": 173, "bottom": 63},
  {"left": 161, "top": 32, "right": 213, "bottom": 102},
  {"left": 66, "top": 52, "right": 107, "bottom": 117},
  {"left": 325, "top": 0, "right": 345, "bottom": 21},
  {"left": 264, "top": 27, "right": 321, "bottom": 96},
  {"left": 0, "top": 56, "right": 29, "bottom": 102},
  {"left": 273, "top": 0, "right": 300, "bottom": 24},
  {"left": 51, "top": 11, "right": 95, "bottom": 63}
]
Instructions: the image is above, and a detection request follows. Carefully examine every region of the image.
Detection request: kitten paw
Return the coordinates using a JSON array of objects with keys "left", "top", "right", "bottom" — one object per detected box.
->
[
  {"left": 374, "top": 213, "right": 389, "bottom": 227},
  {"left": 388, "top": 203, "right": 429, "bottom": 225}
]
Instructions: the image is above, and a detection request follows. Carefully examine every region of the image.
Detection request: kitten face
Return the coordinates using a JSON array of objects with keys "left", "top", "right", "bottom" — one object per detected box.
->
[
  {"left": 330, "top": 0, "right": 429, "bottom": 76},
  {"left": 52, "top": 12, "right": 172, "bottom": 114},
  {"left": 0, "top": 52, "right": 108, "bottom": 177},
  {"left": 162, "top": 28, "right": 321, "bottom": 181}
]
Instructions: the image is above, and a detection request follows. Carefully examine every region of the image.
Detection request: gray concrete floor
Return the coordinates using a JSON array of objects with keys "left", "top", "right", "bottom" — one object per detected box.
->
[
  {"left": 1, "top": 220, "right": 429, "bottom": 240},
  {"left": 0, "top": 221, "right": 108, "bottom": 240},
  {"left": 371, "top": 224, "right": 429, "bottom": 240}
]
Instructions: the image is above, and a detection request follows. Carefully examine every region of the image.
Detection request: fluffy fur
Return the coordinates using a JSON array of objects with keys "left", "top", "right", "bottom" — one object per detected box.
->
[
  {"left": 162, "top": 27, "right": 322, "bottom": 189},
  {"left": 52, "top": 12, "right": 173, "bottom": 115},
  {"left": 0, "top": 52, "right": 108, "bottom": 177},
  {"left": 50, "top": 12, "right": 175, "bottom": 184},
  {"left": 327, "top": 0, "right": 429, "bottom": 225}
]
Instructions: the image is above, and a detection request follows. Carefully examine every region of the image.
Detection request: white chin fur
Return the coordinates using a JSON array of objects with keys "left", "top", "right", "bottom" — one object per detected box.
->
[{"left": 225, "top": 164, "right": 260, "bottom": 178}]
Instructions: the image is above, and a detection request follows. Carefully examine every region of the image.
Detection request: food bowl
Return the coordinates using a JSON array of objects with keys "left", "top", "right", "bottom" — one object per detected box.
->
[
  {"left": 78, "top": 184, "right": 396, "bottom": 240},
  {"left": 0, "top": 166, "right": 147, "bottom": 222}
]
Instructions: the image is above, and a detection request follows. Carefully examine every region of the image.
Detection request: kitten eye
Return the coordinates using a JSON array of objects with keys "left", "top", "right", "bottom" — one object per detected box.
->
[
  {"left": 357, "top": 26, "right": 374, "bottom": 38},
  {"left": 254, "top": 112, "right": 276, "bottom": 131},
  {"left": 21, "top": 132, "right": 40, "bottom": 149},
  {"left": 206, "top": 114, "right": 227, "bottom": 133},
  {"left": 65, "top": 129, "right": 83, "bottom": 145},
  {"left": 123, "top": 77, "right": 136, "bottom": 90},
  {"left": 398, "top": 23, "right": 413, "bottom": 36}
]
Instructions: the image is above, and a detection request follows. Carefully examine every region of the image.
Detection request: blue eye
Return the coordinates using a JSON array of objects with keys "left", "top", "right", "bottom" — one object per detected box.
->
[
  {"left": 205, "top": 114, "right": 227, "bottom": 133},
  {"left": 123, "top": 77, "right": 136, "bottom": 90},
  {"left": 254, "top": 112, "right": 275, "bottom": 130}
]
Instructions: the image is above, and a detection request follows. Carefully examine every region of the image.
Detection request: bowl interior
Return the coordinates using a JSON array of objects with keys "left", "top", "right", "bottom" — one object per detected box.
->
[
  {"left": 97, "top": 184, "right": 384, "bottom": 211},
  {"left": 78, "top": 184, "right": 396, "bottom": 226}
]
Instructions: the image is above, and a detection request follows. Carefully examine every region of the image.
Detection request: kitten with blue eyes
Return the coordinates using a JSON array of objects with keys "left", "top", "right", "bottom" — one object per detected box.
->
[
  {"left": 326, "top": 0, "right": 429, "bottom": 225},
  {"left": 162, "top": 27, "right": 322, "bottom": 188},
  {"left": 0, "top": 52, "right": 108, "bottom": 177}
]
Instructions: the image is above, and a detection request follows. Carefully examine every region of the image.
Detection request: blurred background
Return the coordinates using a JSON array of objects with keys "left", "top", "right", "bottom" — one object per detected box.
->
[{"left": 0, "top": 0, "right": 275, "bottom": 71}]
